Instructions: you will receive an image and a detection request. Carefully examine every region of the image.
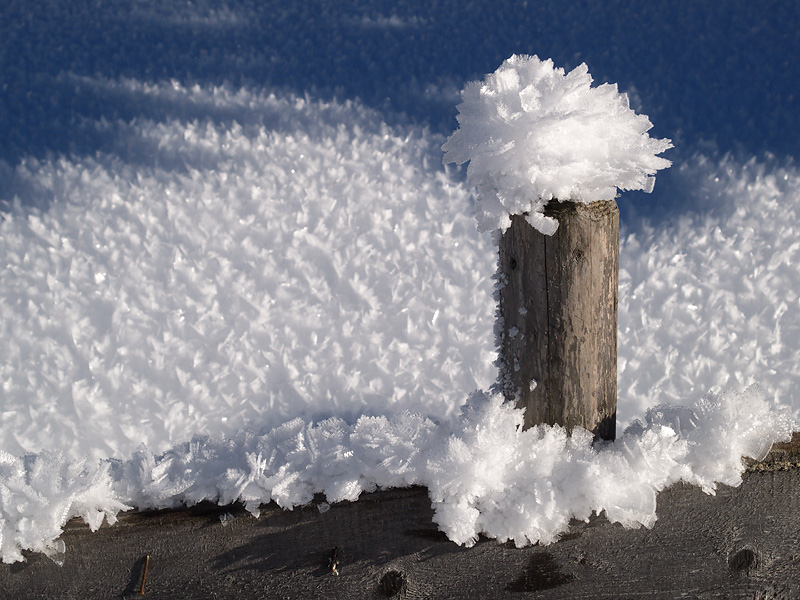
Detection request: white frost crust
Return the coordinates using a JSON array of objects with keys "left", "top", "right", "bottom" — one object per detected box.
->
[
  {"left": 618, "top": 154, "right": 800, "bottom": 423},
  {"left": 0, "top": 80, "right": 497, "bottom": 462}
]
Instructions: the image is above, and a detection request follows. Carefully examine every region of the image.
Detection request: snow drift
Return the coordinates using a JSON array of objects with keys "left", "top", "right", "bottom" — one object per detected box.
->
[{"left": 0, "top": 81, "right": 496, "bottom": 462}]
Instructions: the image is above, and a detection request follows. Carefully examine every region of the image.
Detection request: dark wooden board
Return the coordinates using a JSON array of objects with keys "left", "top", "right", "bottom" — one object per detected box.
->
[{"left": 2, "top": 436, "right": 800, "bottom": 599}]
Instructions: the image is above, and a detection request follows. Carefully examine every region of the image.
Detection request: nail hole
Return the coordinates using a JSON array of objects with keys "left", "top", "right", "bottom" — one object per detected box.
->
[
  {"left": 506, "top": 552, "right": 574, "bottom": 592},
  {"left": 510, "top": 257, "right": 518, "bottom": 270},
  {"left": 379, "top": 570, "right": 406, "bottom": 597}
]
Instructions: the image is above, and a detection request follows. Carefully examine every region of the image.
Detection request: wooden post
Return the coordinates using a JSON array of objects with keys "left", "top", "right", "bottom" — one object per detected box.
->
[{"left": 498, "top": 200, "right": 619, "bottom": 440}]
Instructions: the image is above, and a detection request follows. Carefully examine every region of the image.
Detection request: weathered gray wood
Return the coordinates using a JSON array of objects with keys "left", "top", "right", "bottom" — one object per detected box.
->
[
  {"left": 498, "top": 201, "right": 619, "bottom": 439},
  {"left": 1, "top": 437, "right": 799, "bottom": 599}
]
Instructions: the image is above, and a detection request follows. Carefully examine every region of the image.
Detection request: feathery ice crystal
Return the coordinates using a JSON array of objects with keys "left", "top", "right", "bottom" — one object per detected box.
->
[{"left": 443, "top": 54, "right": 673, "bottom": 234}]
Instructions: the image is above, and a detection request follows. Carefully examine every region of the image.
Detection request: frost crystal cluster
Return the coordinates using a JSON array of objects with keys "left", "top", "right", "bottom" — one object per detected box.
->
[
  {"left": 0, "top": 385, "right": 792, "bottom": 563},
  {"left": 443, "top": 55, "right": 673, "bottom": 234}
]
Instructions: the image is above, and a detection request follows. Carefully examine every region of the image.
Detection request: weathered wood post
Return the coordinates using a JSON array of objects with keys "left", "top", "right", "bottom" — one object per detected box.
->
[
  {"left": 442, "top": 55, "right": 671, "bottom": 441},
  {"left": 497, "top": 201, "right": 619, "bottom": 440}
]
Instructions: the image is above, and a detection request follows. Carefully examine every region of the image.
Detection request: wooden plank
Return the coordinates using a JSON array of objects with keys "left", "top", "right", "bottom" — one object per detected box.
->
[
  {"left": 498, "top": 201, "right": 619, "bottom": 439},
  {"left": 2, "top": 443, "right": 799, "bottom": 599}
]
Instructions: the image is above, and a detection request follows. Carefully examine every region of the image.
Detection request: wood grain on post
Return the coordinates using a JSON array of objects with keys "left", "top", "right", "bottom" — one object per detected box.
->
[{"left": 498, "top": 200, "right": 619, "bottom": 440}]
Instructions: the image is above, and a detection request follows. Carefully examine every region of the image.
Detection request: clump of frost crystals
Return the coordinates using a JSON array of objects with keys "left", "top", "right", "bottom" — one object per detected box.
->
[
  {"left": 442, "top": 54, "right": 673, "bottom": 234},
  {"left": 0, "top": 385, "right": 793, "bottom": 563},
  {"left": 427, "top": 385, "right": 793, "bottom": 548}
]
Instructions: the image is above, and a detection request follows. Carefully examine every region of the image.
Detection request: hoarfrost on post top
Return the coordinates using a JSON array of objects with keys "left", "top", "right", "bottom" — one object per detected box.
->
[{"left": 442, "top": 54, "right": 673, "bottom": 235}]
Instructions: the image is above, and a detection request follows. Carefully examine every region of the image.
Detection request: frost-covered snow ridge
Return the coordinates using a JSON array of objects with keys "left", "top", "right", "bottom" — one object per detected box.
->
[
  {"left": 0, "top": 83, "right": 496, "bottom": 461},
  {"left": 0, "top": 385, "right": 792, "bottom": 563},
  {"left": 442, "top": 55, "right": 673, "bottom": 234},
  {"left": 618, "top": 154, "right": 800, "bottom": 417}
]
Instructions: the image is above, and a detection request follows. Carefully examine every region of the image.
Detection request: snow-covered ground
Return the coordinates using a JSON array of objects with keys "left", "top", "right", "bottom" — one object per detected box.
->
[
  {"left": 1, "top": 0, "right": 798, "bottom": 564},
  {"left": 1, "top": 84, "right": 496, "bottom": 461}
]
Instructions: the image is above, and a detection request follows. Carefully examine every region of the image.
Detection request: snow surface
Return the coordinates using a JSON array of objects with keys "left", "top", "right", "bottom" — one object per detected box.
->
[
  {"left": 618, "top": 154, "right": 800, "bottom": 416},
  {"left": 2, "top": 0, "right": 800, "bottom": 566},
  {"left": 442, "top": 55, "right": 672, "bottom": 234},
  {"left": 0, "top": 83, "right": 496, "bottom": 461}
]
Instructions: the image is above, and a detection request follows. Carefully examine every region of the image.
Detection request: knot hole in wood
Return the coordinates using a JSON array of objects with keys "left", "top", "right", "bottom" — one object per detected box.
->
[{"left": 728, "top": 547, "right": 758, "bottom": 573}]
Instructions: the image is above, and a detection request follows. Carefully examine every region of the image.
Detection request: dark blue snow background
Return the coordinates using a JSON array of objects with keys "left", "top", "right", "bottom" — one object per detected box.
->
[{"left": 3, "top": 0, "right": 798, "bottom": 217}]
